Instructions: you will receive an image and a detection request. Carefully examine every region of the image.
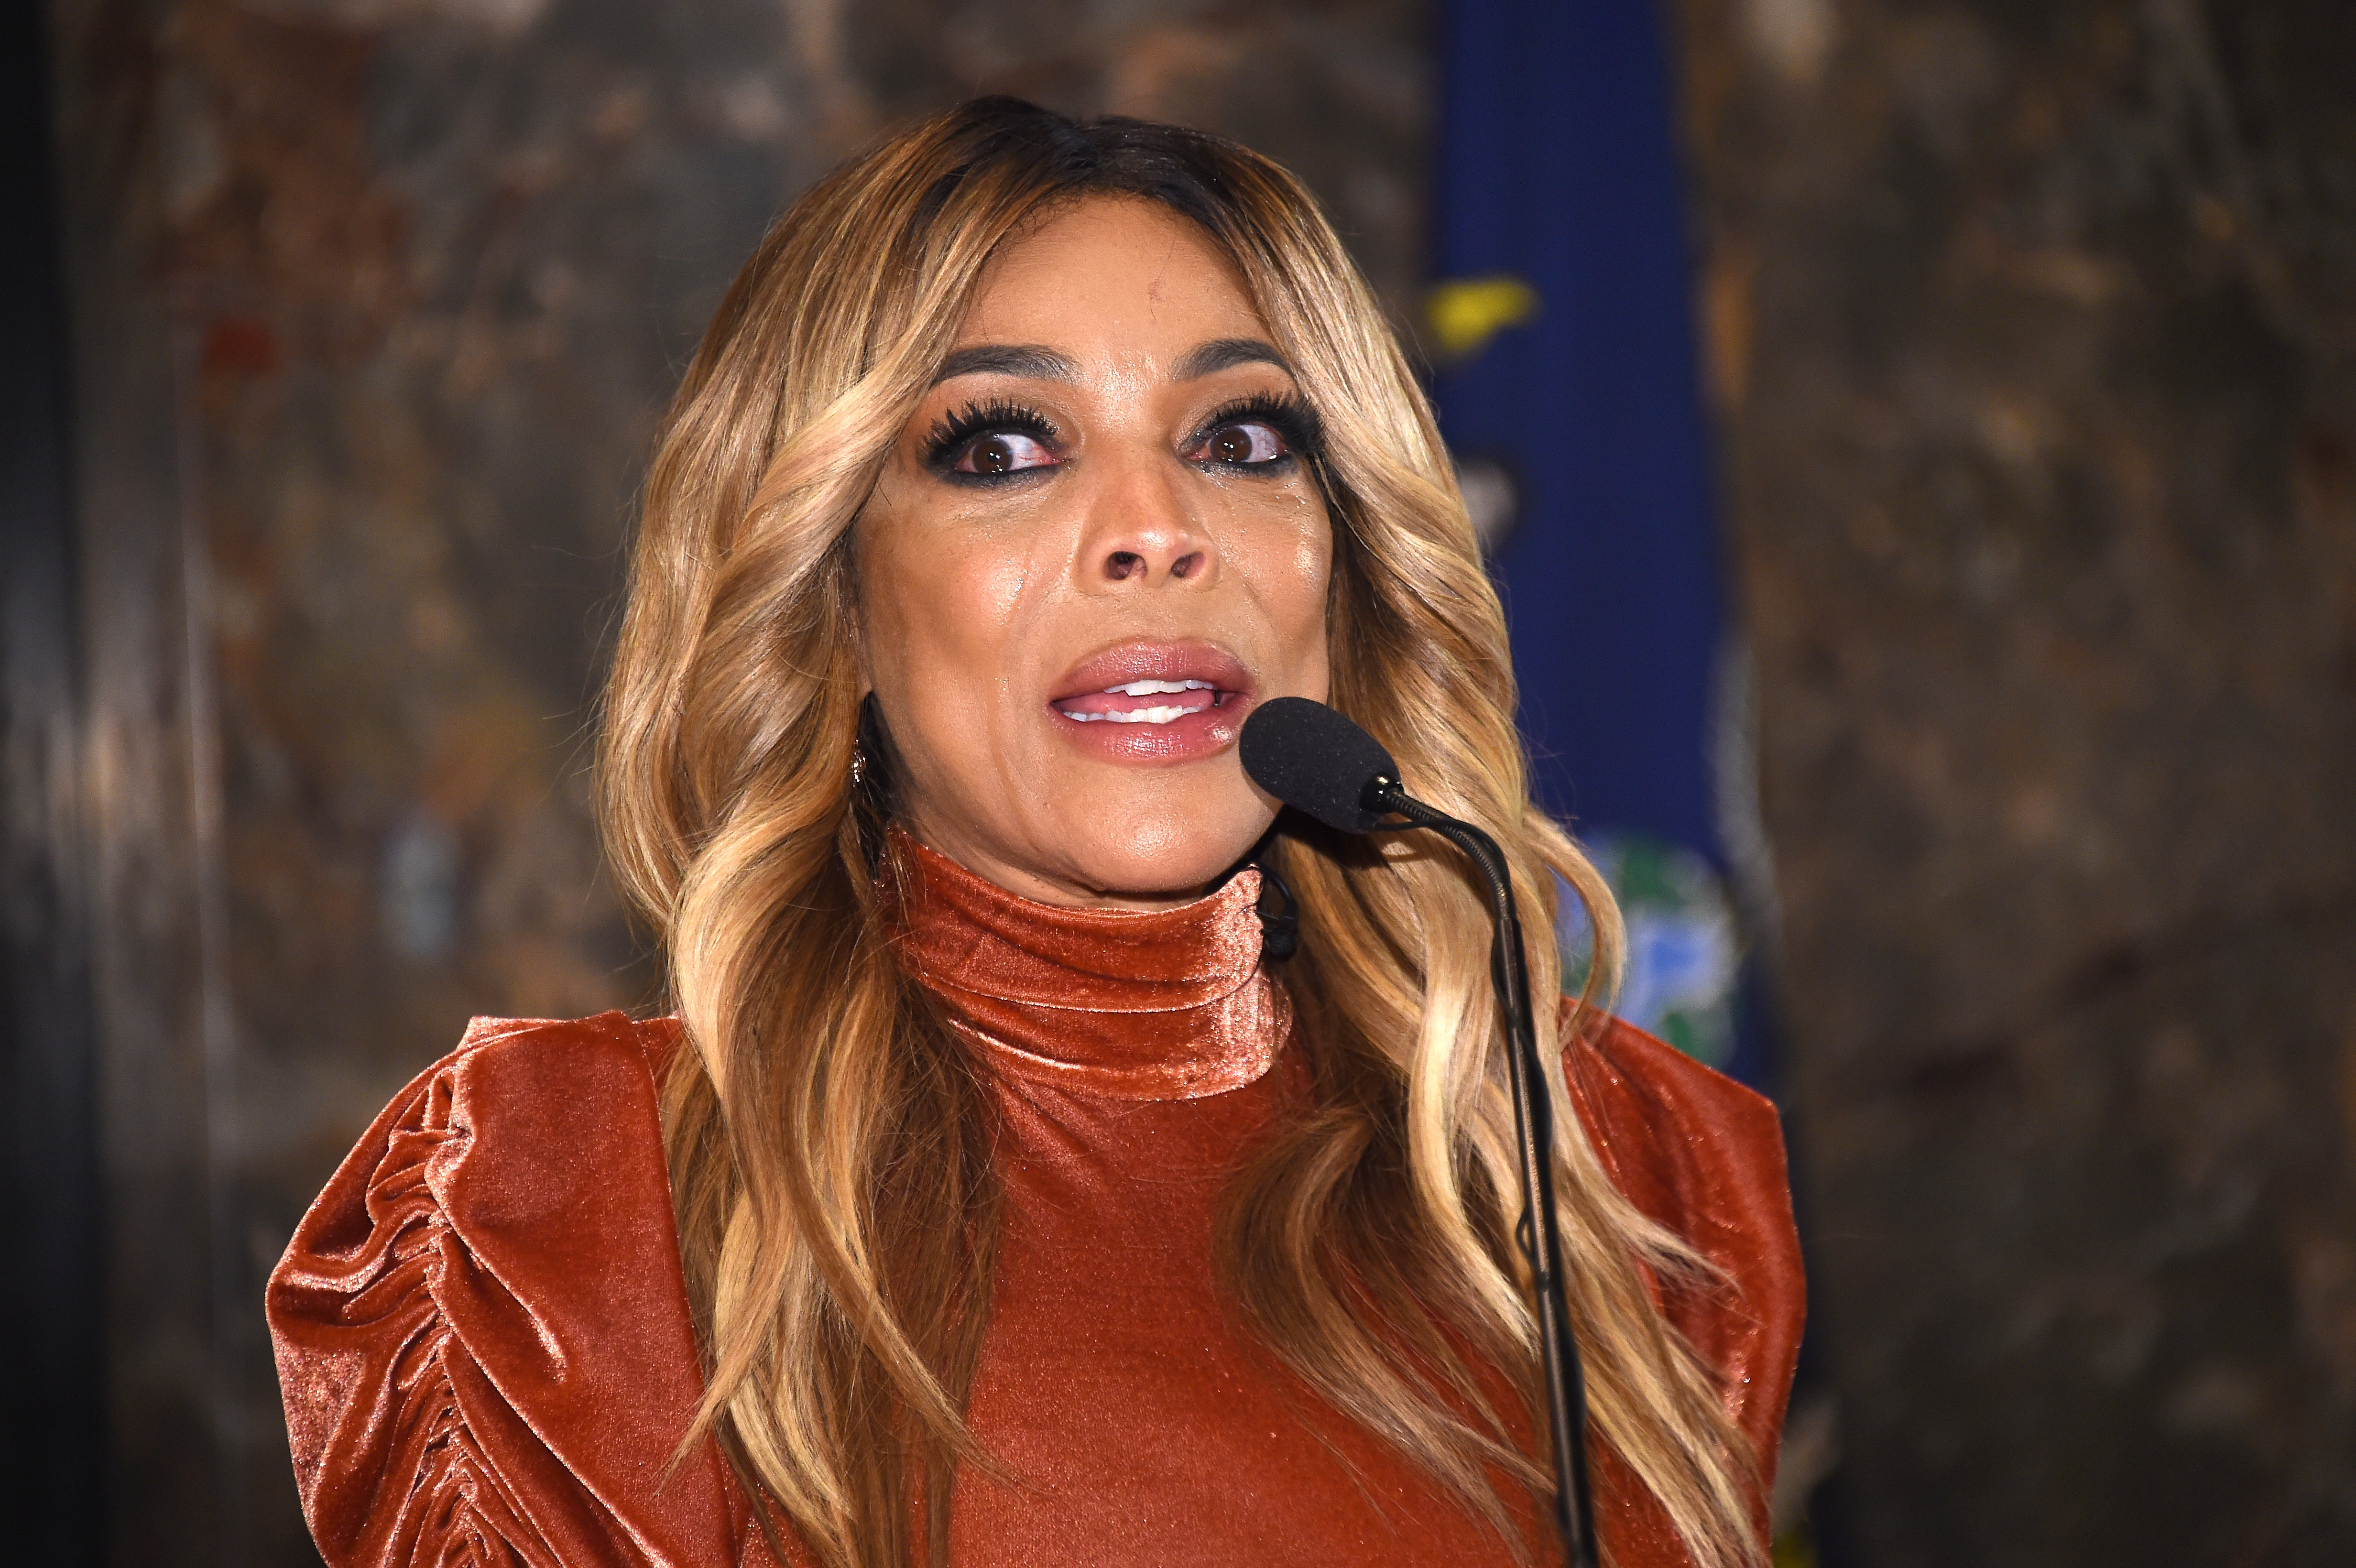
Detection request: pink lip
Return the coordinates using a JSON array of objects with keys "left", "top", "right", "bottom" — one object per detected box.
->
[{"left": 1047, "top": 639, "right": 1254, "bottom": 765}]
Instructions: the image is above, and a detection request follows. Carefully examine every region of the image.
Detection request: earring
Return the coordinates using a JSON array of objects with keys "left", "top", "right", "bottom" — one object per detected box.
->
[{"left": 852, "top": 692, "right": 886, "bottom": 797}]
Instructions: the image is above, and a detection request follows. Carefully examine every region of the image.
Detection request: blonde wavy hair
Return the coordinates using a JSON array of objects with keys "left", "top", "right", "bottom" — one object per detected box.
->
[{"left": 599, "top": 98, "right": 1758, "bottom": 1568}]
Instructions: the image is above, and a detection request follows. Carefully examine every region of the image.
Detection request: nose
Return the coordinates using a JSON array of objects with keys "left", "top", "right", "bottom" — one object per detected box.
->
[{"left": 1076, "top": 457, "right": 1212, "bottom": 587}]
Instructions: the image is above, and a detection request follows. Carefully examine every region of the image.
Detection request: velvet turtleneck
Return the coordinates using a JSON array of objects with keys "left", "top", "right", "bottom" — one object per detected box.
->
[
  {"left": 884, "top": 832, "right": 1551, "bottom": 1566},
  {"left": 265, "top": 833, "right": 1803, "bottom": 1568},
  {"left": 886, "top": 828, "right": 1288, "bottom": 1101}
]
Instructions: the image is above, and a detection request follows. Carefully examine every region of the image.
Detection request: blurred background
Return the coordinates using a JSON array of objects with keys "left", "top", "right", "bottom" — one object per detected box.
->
[{"left": 4, "top": 0, "right": 2353, "bottom": 1563}]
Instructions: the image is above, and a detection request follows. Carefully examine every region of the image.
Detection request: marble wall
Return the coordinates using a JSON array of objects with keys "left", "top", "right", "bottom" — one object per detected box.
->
[
  {"left": 1671, "top": 0, "right": 2356, "bottom": 1560},
  {"left": 48, "top": 0, "right": 2356, "bottom": 1561},
  {"left": 45, "top": 0, "right": 1427, "bottom": 1560}
]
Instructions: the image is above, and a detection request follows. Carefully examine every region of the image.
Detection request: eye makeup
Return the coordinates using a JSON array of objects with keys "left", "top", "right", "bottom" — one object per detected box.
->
[
  {"left": 922, "top": 400, "right": 1064, "bottom": 478},
  {"left": 1187, "top": 393, "right": 1324, "bottom": 470},
  {"left": 916, "top": 390, "right": 1327, "bottom": 481}
]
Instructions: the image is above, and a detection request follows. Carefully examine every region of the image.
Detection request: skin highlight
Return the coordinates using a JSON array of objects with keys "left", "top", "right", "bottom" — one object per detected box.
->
[{"left": 854, "top": 197, "right": 1334, "bottom": 909}]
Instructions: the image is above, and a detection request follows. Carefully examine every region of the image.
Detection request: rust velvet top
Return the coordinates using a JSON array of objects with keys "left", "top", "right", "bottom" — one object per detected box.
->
[{"left": 268, "top": 839, "right": 1803, "bottom": 1567}]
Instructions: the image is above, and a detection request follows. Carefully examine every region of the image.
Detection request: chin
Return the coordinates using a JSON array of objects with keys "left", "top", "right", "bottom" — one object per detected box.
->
[{"left": 1057, "top": 799, "right": 1270, "bottom": 903}]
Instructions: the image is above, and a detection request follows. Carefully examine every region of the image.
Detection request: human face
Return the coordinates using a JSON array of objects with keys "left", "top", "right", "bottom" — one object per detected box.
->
[{"left": 854, "top": 198, "right": 1332, "bottom": 909}]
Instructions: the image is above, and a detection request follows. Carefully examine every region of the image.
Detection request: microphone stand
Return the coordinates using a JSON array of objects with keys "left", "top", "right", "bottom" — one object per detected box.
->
[{"left": 1364, "top": 778, "right": 1599, "bottom": 1568}]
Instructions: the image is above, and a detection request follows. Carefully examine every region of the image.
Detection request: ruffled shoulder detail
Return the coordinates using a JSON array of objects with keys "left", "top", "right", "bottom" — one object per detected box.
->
[
  {"left": 267, "top": 1012, "right": 762, "bottom": 1567},
  {"left": 1565, "top": 1009, "right": 1806, "bottom": 1531}
]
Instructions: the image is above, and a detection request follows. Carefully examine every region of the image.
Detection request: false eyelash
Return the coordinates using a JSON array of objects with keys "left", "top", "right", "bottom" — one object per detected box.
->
[
  {"left": 1192, "top": 393, "right": 1325, "bottom": 464},
  {"left": 922, "top": 400, "right": 1061, "bottom": 471}
]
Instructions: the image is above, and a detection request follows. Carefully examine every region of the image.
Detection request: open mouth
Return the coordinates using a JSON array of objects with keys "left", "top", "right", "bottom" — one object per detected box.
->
[
  {"left": 1044, "top": 641, "right": 1254, "bottom": 758},
  {"left": 1051, "top": 679, "right": 1235, "bottom": 726}
]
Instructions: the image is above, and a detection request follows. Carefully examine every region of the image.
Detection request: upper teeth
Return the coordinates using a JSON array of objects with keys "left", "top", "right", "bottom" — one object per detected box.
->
[{"left": 1060, "top": 678, "right": 1219, "bottom": 725}]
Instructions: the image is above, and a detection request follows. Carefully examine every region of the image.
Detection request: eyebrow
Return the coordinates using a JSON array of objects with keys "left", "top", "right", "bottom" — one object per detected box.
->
[
  {"left": 929, "top": 337, "right": 1294, "bottom": 388},
  {"left": 930, "top": 344, "right": 1076, "bottom": 385},
  {"left": 1174, "top": 337, "right": 1291, "bottom": 381}
]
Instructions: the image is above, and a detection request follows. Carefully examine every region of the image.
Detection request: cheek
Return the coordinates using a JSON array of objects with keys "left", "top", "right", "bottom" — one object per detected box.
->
[
  {"left": 876, "top": 560, "right": 1014, "bottom": 673},
  {"left": 858, "top": 504, "right": 1039, "bottom": 732},
  {"left": 1234, "top": 492, "right": 1334, "bottom": 686}
]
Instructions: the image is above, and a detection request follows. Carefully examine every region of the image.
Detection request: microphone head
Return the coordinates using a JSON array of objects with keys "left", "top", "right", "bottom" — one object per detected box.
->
[{"left": 1239, "top": 697, "right": 1399, "bottom": 834}]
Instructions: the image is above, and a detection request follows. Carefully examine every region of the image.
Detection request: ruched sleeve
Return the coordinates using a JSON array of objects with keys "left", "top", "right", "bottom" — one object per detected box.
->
[
  {"left": 1567, "top": 1012, "right": 1806, "bottom": 1553},
  {"left": 266, "top": 1013, "right": 764, "bottom": 1568}
]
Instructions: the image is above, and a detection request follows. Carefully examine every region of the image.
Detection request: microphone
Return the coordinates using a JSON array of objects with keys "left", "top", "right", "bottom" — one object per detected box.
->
[{"left": 1239, "top": 696, "right": 1599, "bottom": 1568}]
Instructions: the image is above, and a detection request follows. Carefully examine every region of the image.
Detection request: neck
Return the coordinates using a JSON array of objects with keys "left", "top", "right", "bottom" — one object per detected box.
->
[{"left": 882, "top": 826, "right": 1287, "bottom": 1101}]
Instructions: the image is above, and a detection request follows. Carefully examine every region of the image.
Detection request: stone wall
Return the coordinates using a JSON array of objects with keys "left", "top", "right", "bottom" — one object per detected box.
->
[
  {"left": 55, "top": 0, "right": 2356, "bottom": 1559},
  {"left": 1671, "top": 0, "right": 2356, "bottom": 1560},
  {"left": 45, "top": 0, "right": 1427, "bottom": 1560}
]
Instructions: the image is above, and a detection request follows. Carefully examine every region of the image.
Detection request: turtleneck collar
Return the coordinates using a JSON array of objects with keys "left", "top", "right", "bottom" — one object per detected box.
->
[{"left": 884, "top": 828, "right": 1288, "bottom": 1102}]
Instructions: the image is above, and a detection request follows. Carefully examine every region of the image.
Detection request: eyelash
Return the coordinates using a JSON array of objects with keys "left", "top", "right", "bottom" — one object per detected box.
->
[
  {"left": 1189, "top": 394, "right": 1323, "bottom": 468},
  {"left": 922, "top": 400, "right": 1061, "bottom": 473},
  {"left": 917, "top": 392, "right": 1326, "bottom": 478}
]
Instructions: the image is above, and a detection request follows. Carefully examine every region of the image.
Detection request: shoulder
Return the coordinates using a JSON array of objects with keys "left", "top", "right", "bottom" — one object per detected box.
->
[
  {"left": 266, "top": 1012, "right": 741, "bottom": 1566},
  {"left": 1565, "top": 1008, "right": 1790, "bottom": 1241},
  {"left": 422, "top": 1010, "right": 684, "bottom": 1162},
  {"left": 435, "top": 1009, "right": 684, "bottom": 1108},
  {"left": 1563, "top": 1006, "right": 1806, "bottom": 1480},
  {"left": 271, "top": 1011, "right": 682, "bottom": 1275},
  {"left": 383, "top": 1009, "right": 684, "bottom": 1253}
]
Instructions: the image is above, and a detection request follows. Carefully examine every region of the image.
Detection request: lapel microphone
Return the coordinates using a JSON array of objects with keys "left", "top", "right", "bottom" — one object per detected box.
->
[{"left": 1239, "top": 695, "right": 1599, "bottom": 1568}]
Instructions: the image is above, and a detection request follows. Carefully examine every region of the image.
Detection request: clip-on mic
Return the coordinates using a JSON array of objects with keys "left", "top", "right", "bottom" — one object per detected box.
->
[{"left": 1239, "top": 696, "right": 1598, "bottom": 1568}]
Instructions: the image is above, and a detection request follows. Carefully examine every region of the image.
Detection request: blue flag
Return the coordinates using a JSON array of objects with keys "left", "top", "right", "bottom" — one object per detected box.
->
[{"left": 1430, "top": 0, "right": 1764, "bottom": 1084}]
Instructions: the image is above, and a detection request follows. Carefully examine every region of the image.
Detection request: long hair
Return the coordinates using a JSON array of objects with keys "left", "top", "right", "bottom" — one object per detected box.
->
[{"left": 598, "top": 98, "right": 1759, "bottom": 1568}]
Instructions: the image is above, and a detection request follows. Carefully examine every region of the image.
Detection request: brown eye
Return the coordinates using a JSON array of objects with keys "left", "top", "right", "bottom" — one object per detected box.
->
[
  {"left": 1198, "top": 420, "right": 1287, "bottom": 466},
  {"left": 953, "top": 431, "right": 1056, "bottom": 476}
]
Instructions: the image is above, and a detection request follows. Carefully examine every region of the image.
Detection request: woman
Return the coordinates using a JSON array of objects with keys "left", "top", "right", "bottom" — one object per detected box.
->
[{"left": 269, "top": 98, "right": 1801, "bottom": 1568}]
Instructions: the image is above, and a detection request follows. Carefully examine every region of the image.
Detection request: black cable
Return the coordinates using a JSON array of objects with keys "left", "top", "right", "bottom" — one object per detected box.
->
[{"left": 1235, "top": 696, "right": 1597, "bottom": 1565}]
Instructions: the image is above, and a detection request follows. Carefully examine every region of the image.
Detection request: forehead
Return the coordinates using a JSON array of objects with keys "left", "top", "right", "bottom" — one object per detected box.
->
[{"left": 951, "top": 196, "right": 1269, "bottom": 354}]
